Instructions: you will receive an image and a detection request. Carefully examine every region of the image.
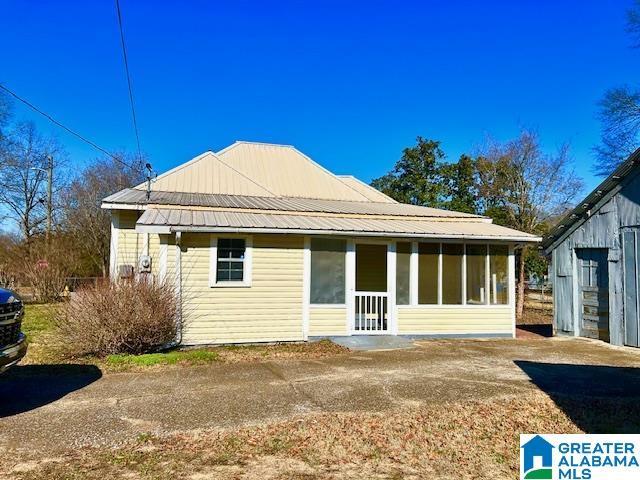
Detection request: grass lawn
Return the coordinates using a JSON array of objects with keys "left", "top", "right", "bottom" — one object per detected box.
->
[{"left": 20, "top": 304, "right": 348, "bottom": 372}]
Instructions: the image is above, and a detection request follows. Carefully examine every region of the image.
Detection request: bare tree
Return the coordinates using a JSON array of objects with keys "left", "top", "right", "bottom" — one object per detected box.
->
[
  {"left": 0, "top": 122, "right": 64, "bottom": 246},
  {"left": 594, "top": 1, "right": 640, "bottom": 175},
  {"left": 62, "top": 154, "right": 145, "bottom": 277},
  {"left": 477, "top": 130, "right": 584, "bottom": 319}
]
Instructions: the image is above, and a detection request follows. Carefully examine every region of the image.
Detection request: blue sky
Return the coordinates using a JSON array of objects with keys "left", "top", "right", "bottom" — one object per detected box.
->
[{"left": 1, "top": 1, "right": 637, "bottom": 192}]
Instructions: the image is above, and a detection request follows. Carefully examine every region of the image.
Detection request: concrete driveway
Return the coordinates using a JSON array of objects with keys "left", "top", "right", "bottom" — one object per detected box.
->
[{"left": 1, "top": 337, "right": 639, "bottom": 454}]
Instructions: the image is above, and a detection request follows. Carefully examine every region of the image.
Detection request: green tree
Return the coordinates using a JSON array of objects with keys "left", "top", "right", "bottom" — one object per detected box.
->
[
  {"left": 371, "top": 137, "right": 447, "bottom": 207},
  {"left": 440, "top": 154, "right": 478, "bottom": 214}
]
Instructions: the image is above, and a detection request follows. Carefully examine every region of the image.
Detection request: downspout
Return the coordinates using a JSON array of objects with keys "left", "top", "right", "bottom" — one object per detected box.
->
[{"left": 160, "top": 230, "right": 182, "bottom": 350}]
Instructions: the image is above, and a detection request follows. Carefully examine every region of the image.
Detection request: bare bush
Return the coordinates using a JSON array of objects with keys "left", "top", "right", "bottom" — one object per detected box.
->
[{"left": 56, "top": 280, "right": 178, "bottom": 357}]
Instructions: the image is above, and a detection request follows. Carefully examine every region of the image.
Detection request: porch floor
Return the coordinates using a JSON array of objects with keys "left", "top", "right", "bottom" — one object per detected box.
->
[{"left": 319, "top": 335, "right": 416, "bottom": 351}]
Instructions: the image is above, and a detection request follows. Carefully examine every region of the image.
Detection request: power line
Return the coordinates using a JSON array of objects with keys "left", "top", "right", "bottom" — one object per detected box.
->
[
  {"left": 0, "top": 83, "right": 143, "bottom": 173},
  {"left": 114, "top": 0, "right": 143, "bottom": 161}
]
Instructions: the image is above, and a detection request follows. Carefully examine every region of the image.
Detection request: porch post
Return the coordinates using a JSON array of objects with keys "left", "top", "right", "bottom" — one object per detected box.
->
[
  {"left": 346, "top": 239, "right": 356, "bottom": 335},
  {"left": 410, "top": 242, "right": 418, "bottom": 306},
  {"left": 388, "top": 241, "right": 397, "bottom": 334},
  {"left": 508, "top": 244, "right": 516, "bottom": 338},
  {"left": 302, "top": 236, "right": 310, "bottom": 341}
]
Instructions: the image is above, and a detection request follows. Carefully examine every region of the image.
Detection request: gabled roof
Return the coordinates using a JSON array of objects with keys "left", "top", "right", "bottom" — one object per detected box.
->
[
  {"left": 134, "top": 141, "right": 376, "bottom": 202},
  {"left": 542, "top": 147, "right": 640, "bottom": 252}
]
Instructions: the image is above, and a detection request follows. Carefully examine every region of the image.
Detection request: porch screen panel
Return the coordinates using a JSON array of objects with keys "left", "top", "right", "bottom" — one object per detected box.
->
[
  {"left": 466, "top": 244, "right": 487, "bottom": 304},
  {"left": 396, "top": 242, "right": 411, "bottom": 305},
  {"left": 418, "top": 243, "right": 438, "bottom": 304},
  {"left": 442, "top": 243, "right": 463, "bottom": 304},
  {"left": 310, "top": 238, "right": 346, "bottom": 304},
  {"left": 489, "top": 245, "right": 508, "bottom": 305}
]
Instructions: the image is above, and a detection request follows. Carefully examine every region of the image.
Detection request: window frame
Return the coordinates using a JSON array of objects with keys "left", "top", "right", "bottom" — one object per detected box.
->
[
  {"left": 398, "top": 240, "right": 512, "bottom": 308},
  {"left": 309, "top": 236, "right": 347, "bottom": 306},
  {"left": 209, "top": 235, "right": 253, "bottom": 288}
]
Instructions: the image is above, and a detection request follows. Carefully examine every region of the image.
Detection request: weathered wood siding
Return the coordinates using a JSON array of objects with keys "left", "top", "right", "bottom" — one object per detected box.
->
[{"left": 548, "top": 169, "right": 640, "bottom": 346}]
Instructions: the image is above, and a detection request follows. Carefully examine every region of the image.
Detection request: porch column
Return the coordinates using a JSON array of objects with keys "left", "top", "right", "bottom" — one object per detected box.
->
[
  {"left": 508, "top": 244, "right": 516, "bottom": 338},
  {"left": 346, "top": 239, "right": 356, "bottom": 335},
  {"left": 410, "top": 242, "right": 419, "bottom": 306},
  {"left": 302, "top": 236, "right": 310, "bottom": 341},
  {"left": 388, "top": 241, "right": 397, "bottom": 334}
]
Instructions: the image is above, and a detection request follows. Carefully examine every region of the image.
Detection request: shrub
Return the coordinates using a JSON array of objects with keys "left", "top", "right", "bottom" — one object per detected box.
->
[{"left": 56, "top": 280, "right": 178, "bottom": 357}]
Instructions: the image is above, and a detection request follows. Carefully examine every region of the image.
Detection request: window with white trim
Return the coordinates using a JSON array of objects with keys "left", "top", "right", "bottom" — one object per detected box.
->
[{"left": 216, "top": 238, "right": 246, "bottom": 282}]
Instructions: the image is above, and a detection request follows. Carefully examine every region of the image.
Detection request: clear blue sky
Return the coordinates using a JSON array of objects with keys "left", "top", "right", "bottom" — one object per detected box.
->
[{"left": 1, "top": 1, "right": 637, "bottom": 192}]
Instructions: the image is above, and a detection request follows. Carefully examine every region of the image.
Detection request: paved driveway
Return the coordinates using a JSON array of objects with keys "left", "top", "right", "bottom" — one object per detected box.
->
[{"left": 1, "top": 337, "right": 639, "bottom": 453}]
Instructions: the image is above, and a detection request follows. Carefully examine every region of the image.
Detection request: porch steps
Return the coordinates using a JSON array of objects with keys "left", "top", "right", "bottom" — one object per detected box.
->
[{"left": 321, "top": 335, "right": 415, "bottom": 351}]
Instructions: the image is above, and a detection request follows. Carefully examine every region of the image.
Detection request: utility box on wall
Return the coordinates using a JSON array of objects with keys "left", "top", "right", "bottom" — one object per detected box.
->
[
  {"left": 138, "top": 255, "right": 152, "bottom": 274},
  {"left": 119, "top": 264, "right": 134, "bottom": 279}
]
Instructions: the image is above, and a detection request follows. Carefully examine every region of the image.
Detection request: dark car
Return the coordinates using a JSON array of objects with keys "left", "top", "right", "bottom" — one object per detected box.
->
[{"left": 0, "top": 288, "right": 27, "bottom": 373}]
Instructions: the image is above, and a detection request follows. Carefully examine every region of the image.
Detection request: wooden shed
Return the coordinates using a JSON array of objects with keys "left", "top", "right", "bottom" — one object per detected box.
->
[{"left": 542, "top": 148, "right": 640, "bottom": 347}]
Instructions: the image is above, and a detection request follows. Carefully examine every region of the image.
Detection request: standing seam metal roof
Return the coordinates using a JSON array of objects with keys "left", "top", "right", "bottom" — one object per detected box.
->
[
  {"left": 103, "top": 188, "right": 485, "bottom": 219},
  {"left": 138, "top": 208, "right": 539, "bottom": 241}
]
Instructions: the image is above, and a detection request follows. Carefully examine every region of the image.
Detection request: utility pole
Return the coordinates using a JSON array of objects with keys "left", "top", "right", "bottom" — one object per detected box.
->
[
  {"left": 31, "top": 155, "right": 54, "bottom": 243},
  {"left": 46, "top": 155, "right": 53, "bottom": 243},
  {"left": 145, "top": 162, "right": 152, "bottom": 201}
]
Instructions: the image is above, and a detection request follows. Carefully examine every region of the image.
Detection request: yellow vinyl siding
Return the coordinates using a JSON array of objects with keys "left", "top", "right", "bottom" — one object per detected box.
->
[
  {"left": 114, "top": 210, "right": 166, "bottom": 279},
  {"left": 116, "top": 210, "right": 142, "bottom": 268},
  {"left": 309, "top": 307, "right": 348, "bottom": 336},
  {"left": 396, "top": 306, "right": 512, "bottom": 334},
  {"left": 180, "top": 233, "right": 304, "bottom": 344}
]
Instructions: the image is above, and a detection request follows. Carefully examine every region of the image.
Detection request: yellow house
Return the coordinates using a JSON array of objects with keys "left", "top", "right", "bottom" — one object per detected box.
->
[{"left": 102, "top": 141, "right": 539, "bottom": 345}]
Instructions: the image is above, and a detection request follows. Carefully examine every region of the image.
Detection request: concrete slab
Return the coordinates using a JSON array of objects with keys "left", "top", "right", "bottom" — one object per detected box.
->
[
  {"left": 321, "top": 335, "right": 416, "bottom": 351},
  {"left": 1, "top": 337, "right": 640, "bottom": 454}
]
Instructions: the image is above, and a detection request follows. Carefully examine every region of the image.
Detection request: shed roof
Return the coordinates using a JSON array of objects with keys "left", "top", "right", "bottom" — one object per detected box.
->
[
  {"left": 542, "top": 147, "right": 640, "bottom": 252},
  {"left": 137, "top": 208, "right": 540, "bottom": 242}
]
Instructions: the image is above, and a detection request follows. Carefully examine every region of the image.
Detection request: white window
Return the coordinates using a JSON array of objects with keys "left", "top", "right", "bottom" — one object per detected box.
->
[{"left": 210, "top": 236, "right": 252, "bottom": 287}]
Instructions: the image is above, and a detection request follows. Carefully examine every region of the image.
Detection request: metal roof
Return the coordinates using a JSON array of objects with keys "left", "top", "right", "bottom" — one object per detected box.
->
[
  {"left": 542, "top": 147, "right": 640, "bottom": 251},
  {"left": 137, "top": 208, "right": 540, "bottom": 242},
  {"left": 132, "top": 142, "right": 379, "bottom": 202},
  {"left": 104, "top": 188, "right": 485, "bottom": 219},
  {"left": 336, "top": 175, "right": 397, "bottom": 203}
]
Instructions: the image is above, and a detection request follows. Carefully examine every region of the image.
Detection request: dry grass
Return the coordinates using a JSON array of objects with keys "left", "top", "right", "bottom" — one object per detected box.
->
[
  {"left": 519, "top": 307, "right": 553, "bottom": 325},
  {"left": 214, "top": 340, "right": 349, "bottom": 363},
  {"left": 3, "top": 392, "right": 593, "bottom": 480},
  {"left": 102, "top": 340, "right": 349, "bottom": 372}
]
